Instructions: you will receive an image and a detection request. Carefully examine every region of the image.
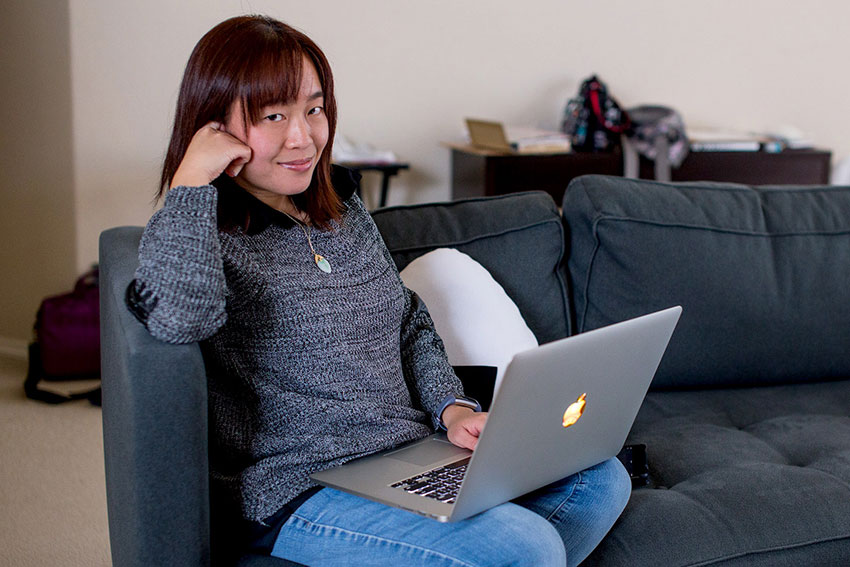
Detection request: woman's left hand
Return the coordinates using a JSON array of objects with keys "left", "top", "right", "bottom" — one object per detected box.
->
[{"left": 443, "top": 407, "right": 488, "bottom": 451}]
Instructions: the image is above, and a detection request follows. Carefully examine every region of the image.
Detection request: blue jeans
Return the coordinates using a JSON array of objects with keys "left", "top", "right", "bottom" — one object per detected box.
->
[{"left": 271, "top": 457, "right": 631, "bottom": 567}]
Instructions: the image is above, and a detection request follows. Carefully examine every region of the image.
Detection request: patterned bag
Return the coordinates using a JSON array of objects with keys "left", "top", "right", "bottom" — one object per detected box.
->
[{"left": 562, "top": 75, "right": 631, "bottom": 152}]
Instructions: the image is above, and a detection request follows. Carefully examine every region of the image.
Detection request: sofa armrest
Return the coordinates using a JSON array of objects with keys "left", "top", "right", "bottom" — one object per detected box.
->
[{"left": 100, "top": 227, "right": 211, "bottom": 567}]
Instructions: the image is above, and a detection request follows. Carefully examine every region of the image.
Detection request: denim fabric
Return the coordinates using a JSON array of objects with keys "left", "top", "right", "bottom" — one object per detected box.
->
[{"left": 271, "top": 457, "right": 630, "bottom": 567}]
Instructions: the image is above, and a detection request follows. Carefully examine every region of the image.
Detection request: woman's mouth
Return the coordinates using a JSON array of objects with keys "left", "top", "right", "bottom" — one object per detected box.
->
[{"left": 279, "top": 157, "right": 314, "bottom": 172}]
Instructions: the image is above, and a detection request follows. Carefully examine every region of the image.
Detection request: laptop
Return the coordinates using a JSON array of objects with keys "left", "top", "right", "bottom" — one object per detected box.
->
[
  {"left": 311, "top": 306, "right": 682, "bottom": 522},
  {"left": 465, "top": 118, "right": 514, "bottom": 152},
  {"left": 465, "top": 118, "right": 571, "bottom": 154}
]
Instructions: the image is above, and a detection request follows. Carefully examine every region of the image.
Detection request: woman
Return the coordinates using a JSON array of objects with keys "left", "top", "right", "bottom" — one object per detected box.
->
[{"left": 129, "top": 14, "right": 630, "bottom": 567}]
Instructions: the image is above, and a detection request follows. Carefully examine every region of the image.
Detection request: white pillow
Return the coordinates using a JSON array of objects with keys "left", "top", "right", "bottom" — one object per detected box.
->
[{"left": 400, "top": 248, "right": 538, "bottom": 393}]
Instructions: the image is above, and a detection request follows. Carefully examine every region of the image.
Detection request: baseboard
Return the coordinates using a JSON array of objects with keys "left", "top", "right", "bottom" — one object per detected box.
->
[{"left": 0, "top": 337, "right": 29, "bottom": 360}]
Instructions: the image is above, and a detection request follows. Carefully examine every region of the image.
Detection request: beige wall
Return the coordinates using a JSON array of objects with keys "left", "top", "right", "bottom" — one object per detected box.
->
[
  {"left": 2, "top": 0, "right": 850, "bottom": 345},
  {"left": 0, "top": 1, "right": 76, "bottom": 350}
]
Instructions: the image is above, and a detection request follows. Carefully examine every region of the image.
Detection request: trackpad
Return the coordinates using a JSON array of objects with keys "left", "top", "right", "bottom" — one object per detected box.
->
[{"left": 387, "top": 439, "right": 470, "bottom": 466}]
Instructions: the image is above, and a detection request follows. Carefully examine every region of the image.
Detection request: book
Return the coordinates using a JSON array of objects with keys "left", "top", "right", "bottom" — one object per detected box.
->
[
  {"left": 764, "top": 126, "right": 814, "bottom": 150},
  {"left": 505, "top": 126, "right": 571, "bottom": 154},
  {"left": 688, "top": 129, "right": 763, "bottom": 152}
]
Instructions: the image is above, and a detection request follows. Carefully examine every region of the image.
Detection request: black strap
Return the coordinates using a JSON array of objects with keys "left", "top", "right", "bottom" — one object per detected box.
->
[{"left": 24, "top": 343, "right": 101, "bottom": 405}]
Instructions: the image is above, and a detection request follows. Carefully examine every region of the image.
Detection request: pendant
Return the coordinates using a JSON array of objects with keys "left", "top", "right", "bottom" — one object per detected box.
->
[{"left": 314, "top": 254, "right": 332, "bottom": 273}]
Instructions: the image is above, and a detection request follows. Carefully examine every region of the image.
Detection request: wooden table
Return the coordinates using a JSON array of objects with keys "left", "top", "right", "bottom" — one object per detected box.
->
[{"left": 445, "top": 143, "right": 832, "bottom": 203}]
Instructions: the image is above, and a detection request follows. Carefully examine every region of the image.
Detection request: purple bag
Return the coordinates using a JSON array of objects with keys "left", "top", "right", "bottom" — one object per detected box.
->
[{"left": 25, "top": 268, "right": 101, "bottom": 404}]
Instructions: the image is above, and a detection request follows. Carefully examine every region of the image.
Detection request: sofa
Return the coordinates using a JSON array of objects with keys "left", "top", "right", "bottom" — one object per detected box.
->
[{"left": 100, "top": 174, "right": 850, "bottom": 566}]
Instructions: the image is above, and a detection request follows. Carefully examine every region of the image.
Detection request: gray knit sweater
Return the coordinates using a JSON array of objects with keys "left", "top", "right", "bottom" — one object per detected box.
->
[{"left": 129, "top": 178, "right": 463, "bottom": 522}]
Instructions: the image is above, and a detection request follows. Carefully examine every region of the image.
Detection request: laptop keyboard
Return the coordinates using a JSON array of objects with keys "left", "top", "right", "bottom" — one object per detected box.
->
[{"left": 390, "top": 457, "right": 471, "bottom": 504}]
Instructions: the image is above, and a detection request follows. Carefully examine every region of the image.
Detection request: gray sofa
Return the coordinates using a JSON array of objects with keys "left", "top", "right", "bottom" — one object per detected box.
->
[{"left": 100, "top": 174, "right": 850, "bottom": 566}]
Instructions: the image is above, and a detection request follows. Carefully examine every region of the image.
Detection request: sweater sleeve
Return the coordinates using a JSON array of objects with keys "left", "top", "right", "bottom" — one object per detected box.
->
[{"left": 126, "top": 185, "right": 228, "bottom": 344}]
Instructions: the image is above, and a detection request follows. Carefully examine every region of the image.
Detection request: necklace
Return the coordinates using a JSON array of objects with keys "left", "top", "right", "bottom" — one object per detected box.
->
[{"left": 280, "top": 209, "right": 332, "bottom": 274}]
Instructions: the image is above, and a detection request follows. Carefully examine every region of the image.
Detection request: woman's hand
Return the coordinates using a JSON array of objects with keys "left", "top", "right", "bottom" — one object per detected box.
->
[
  {"left": 170, "top": 121, "right": 252, "bottom": 189},
  {"left": 442, "top": 406, "right": 488, "bottom": 451}
]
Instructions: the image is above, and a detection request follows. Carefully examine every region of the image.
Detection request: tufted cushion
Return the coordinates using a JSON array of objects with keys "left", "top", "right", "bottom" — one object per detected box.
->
[
  {"left": 586, "top": 379, "right": 850, "bottom": 566},
  {"left": 372, "top": 191, "right": 570, "bottom": 345},
  {"left": 563, "top": 175, "right": 850, "bottom": 389}
]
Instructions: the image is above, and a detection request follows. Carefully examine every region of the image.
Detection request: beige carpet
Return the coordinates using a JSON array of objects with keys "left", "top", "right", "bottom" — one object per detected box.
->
[{"left": 0, "top": 354, "right": 111, "bottom": 566}]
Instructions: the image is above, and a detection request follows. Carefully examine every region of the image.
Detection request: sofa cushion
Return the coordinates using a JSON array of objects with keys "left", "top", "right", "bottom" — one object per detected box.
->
[
  {"left": 563, "top": 175, "right": 850, "bottom": 389},
  {"left": 372, "top": 191, "right": 570, "bottom": 345},
  {"left": 585, "top": 378, "right": 850, "bottom": 566},
  {"left": 399, "top": 248, "right": 538, "bottom": 390}
]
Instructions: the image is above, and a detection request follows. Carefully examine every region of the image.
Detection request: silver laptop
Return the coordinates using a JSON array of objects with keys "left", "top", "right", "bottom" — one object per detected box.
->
[{"left": 311, "top": 306, "right": 682, "bottom": 522}]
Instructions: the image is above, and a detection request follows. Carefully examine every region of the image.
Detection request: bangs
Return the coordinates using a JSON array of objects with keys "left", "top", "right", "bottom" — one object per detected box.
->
[{"left": 237, "top": 37, "right": 308, "bottom": 125}]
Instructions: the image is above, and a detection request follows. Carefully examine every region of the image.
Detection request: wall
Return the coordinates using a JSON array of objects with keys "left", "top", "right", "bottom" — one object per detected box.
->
[
  {"left": 0, "top": 1, "right": 76, "bottom": 352},
  {"left": 2, "top": 0, "right": 850, "bottom": 345}
]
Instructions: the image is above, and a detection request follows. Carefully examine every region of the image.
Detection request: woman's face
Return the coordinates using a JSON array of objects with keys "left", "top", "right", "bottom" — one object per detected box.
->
[{"left": 224, "top": 57, "right": 329, "bottom": 212}]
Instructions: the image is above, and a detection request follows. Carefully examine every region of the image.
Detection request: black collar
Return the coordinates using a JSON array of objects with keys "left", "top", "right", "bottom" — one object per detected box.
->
[{"left": 213, "top": 165, "right": 360, "bottom": 235}]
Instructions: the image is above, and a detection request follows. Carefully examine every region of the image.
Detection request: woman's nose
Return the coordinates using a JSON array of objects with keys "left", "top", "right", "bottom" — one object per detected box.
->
[{"left": 285, "top": 117, "right": 311, "bottom": 149}]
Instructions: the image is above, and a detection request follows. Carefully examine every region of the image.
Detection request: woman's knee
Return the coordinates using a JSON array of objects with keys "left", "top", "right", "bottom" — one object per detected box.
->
[
  {"left": 477, "top": 504, "right": 566, "bottom": 567},
  {"left": 574, "top": 456, "right": 632, "bottom": 546},
  {"left": 552, "top": 458, "right": 632, "bottom": 566},
  {"left": 508, "top": 518, "right": 566, "bottom": 567},
  {"left": 596, "top": 456, "right": 632, "bottom": 517}
]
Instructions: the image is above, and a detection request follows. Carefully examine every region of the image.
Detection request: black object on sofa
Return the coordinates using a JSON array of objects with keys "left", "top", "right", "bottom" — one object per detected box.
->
[{"left": 100, "top": 176, "right": 850, "bottom": 566}]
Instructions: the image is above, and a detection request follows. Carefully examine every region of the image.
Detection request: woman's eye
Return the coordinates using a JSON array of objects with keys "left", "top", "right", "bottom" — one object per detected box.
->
[
  {"left": 265, "top": 113, "right": 284, "bottom": 122},
  {"left": 308, "top": 106, "right": 324, "bottom": 116}
]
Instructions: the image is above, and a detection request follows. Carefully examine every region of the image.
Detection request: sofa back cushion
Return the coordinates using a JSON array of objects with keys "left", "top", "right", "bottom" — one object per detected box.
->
[
  {"left": 372, "top": 191, "right": 570, "bottom": 345},
  {"left": 563, "top": 175, "right": 850, "bottom": 389}
]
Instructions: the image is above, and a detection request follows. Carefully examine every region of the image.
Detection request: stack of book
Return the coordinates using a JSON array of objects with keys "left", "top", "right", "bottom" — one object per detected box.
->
[
  {"left": 504, "top": 125, "right": 572, "bottom": 154},
  {"left": 688, "top": 128, "right": 814, "bottom": 153},
  {"left": 688, "top": 129, "right": 765, "bottom": 152}
]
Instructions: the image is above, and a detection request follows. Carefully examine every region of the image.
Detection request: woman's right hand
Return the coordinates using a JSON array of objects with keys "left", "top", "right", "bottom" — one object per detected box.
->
[{"left": 169, "top": 121, "right": 252, "bottom": 189}]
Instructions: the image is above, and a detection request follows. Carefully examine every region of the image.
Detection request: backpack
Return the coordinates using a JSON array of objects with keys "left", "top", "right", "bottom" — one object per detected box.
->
[{"left": 562, "top": 75, "right": 631, "bottom": 152}]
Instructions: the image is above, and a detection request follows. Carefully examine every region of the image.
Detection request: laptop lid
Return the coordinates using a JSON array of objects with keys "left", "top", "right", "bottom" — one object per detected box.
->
[
  {"left": 450, "top": 305, "right": 681, "bottom": 521},
  {"left": 312, "top": 306, "right": 681, "bottom": 522},
  {"left": 465, "top": 118, "right": 512, "bottom": 152}
]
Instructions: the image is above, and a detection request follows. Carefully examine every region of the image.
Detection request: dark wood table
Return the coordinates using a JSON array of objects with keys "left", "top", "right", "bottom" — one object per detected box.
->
[{"left": 445, "top": 143, "right": 832, "bottom": 203}]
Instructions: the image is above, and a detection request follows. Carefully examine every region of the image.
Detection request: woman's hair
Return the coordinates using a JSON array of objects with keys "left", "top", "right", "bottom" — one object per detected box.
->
[{"left": 159, "top": 15, "right": 343, "bottom": 229}]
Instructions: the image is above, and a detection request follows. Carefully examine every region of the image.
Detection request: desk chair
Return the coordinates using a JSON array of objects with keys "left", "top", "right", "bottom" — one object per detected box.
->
[{"left": 99, "top": 227, "right": 298, "bottom": 567}]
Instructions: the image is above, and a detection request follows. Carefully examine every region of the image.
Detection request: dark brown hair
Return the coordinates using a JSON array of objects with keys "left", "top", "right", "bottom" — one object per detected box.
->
[{"left": 159, "top": 15, "right": 342, "bottom": 228}]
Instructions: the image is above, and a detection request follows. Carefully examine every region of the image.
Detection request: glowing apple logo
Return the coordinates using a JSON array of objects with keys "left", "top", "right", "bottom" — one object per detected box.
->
[{"left": 562, "top": 393, "right": 587, "bottom": 428}]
